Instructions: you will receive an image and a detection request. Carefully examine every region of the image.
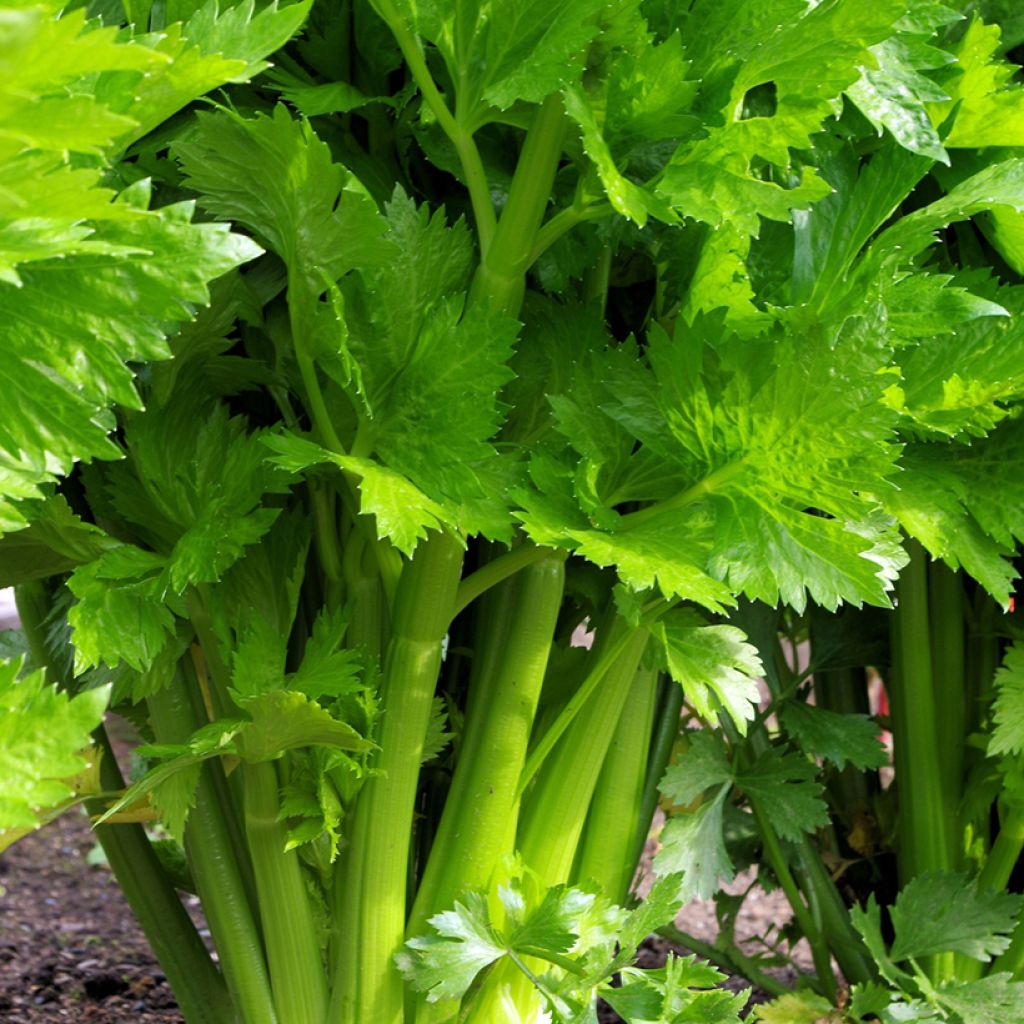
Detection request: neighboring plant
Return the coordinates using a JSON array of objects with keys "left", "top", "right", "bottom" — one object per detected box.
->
[{"left": 3, "top": 2, "right": 1024, "bottom": 1023}]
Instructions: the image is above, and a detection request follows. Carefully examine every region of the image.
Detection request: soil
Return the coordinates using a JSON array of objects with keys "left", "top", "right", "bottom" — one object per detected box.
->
[{"left": 0, "top": 810, "right": 196, "bottom": 1023}]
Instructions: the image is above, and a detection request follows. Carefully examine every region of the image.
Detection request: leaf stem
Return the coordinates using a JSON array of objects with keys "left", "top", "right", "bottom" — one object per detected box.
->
[
  {"left": 329, "top": 531, "right": 464, "bottom": 1024},
  {"left": 372, "top": 0, "right": 496, "bottom": 249},
  {"left": 450, "top": 542, "right": 558, "bottom": 621},
  {"left": 618, "top": 461, "right": 746, "bottom": 530},
  {"left": 150, "top": 667, "right": 277, "bottom": 1024},
  {"left": 655, "top": 923, "right": 791, "bottom": 998},
  {"left": 530, "top": 202, "right": 613, "bottom": 265},
  {"left": 470, "top": 94, "right": 568, "bottom": 315},
  {"left": 750, "top": 801, "right": 837, "bottom": 1001},
  {"left": 514, "top": 946, "right": 585, "bottom": 977},
  {"left": 244, "top": 760, "right": 329, "bottom": 1023},
  {"left": 408, "top": 553, "right": 565, "bottom": 936}
]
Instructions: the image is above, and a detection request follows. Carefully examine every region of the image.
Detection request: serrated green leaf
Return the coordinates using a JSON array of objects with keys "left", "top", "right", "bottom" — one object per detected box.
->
[
  {"left": 735, "top": 748, "right": 829, "bottom": 841},
  {"left": 176, "top": 104, "right": 391, "bottom": 284},
  {"left": 753, "top": 990, "right": 837, "bottom": 1023},
  {"left": 0, "top": 659, "right": 109, "bottom": 832},
  {"left": 67, "top": 546, "right": 176, "bottom": 674},
  {"left": 889, "top": 873, "right": 1022, "bottom": 962},
  {"left": 262, "top": 431, "right": 450, "bottom": 555},
  {"left": 0, "top": 496, "right": 116, "bottom": 587},
  {"left": 345, "top": 193, "right": 518, "bottom": 538},
  {"left": 421, "top": 698, "right": 452, "bottom": 765},
  {"left": 278, "top": 748, "right": 346, "bottom": 860},
  {"left": 656, "top": 0, "right": 903, "bottom": 236},
  {"left": 659, "top": 731, "right": 733, "bottom": 808},
  {"left": 231, "top": 620, "right": 287, "bottom": 700},
  {"left": 881, "top": 422, "right": 1024, "bottom": 606},
  {"left": 103, "top": 0, "right": 313, "bottom": 148},
  {"left": 930, "top": 18, "right": 1024, "bottom": 148},
  {"left": 846, "top": 8, "right": 959, "bottom": 163},
  {"left": 615, "top": 874, "right": 686, "bottom": 969},
  {"left": 398, "top": 891, "right": 506, "bottom": 1002},
  {"left": 653, "top": 787, "right": 733, "bottom": 901},
  {"left": 0, "top": 187, "right": 260, "bottom": 532},
  {"left": 654, "top": 614, "right": 762, "bottom": 733},
  {"left": 934, "top": 973, "right": 1024, "bottom": 1024},
  {"left": 97, "top": 717, "right": 242, "bottom": 838},
  {"left": 288, "top": 607, "right": 363, "bottom": 700},
  {"left": 850, "top": 894, "right": 913, "bottom": 989},
  {"left": 604, "top": 953, "right": 746, "bottom": 1024},
  {"left": 521, "top": 315, "right": 901, "bottom": 612},
  {"left": 850, "top": 980, "right": 895, "bottom": 1020},
  {"left": 991, "top": 643, "right": 1024, "bottom": 757},
  {"left": 564, "top": 83, "right": 676, "bottom": 227},
  {"left": 888, "top": 275, "right": 1024, "bottom": 439},
  {"left": 781, "top": 702, "right": 888, "bottom": 771},
  {"left": 393, "top": 0, "right": 604, "bottom": 118},
  {"left": 106, "top": 398, "right": 288, "bottom": 590},
  {"left": 234, "top": 690, "right": 373, "bottom": 761}
]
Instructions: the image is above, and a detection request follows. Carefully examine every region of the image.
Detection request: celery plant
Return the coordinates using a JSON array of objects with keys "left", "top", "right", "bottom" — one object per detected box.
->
[{"left": 4, "top": 3, "right": 1024, "bottom": 1024}]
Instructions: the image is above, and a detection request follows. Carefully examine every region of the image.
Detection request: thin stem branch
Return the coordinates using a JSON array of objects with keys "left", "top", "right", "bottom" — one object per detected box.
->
[
  {"left": 751, "top": 802, "right": 837, "bottom": 1000},
  {"left": 530, "top": 202, "right": 613, "bottom": 265},
  {"left": 451, "top": 542, "right": 557, "bottom": 620},
  {"left": 516, "top": 601, "right": 668, "bottom": 798},
  {"left": 656, "top": 923, "right": 792, "bottom": 998},
  {"left": 372, "top": 0, "right": 496, "bottom": 249}
]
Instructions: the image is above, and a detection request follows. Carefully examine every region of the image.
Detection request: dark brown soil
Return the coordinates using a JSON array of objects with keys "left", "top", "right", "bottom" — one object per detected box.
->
[{"left": 0, "top": 810, "right": 193, "bottom": 1023}]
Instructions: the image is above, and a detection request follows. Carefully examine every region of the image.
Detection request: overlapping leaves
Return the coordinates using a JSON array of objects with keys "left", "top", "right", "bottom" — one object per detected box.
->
[
  {"left": 0, "top": 0, "right": 309, "bottom": 534},
  {"left": 517, "top": 308, "right": 903, "bottom": 612},
  {"left": 654, "top": 731, "right": 828, "bottom": 900}
]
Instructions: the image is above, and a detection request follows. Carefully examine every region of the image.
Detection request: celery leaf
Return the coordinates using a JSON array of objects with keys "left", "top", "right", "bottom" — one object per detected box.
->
[
  {"left": 0, "top": 658, "right": 109, "bottom": 831},
  {"left": 889, "top": 873, "right": 1021, "bottom": 962},
  {"left": 780, "top": 702, "right": 888, "bottom": 771}
]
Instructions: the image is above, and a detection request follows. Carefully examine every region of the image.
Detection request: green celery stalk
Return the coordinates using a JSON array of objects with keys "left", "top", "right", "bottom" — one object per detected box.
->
[
  {"left": 517, "top": 617, "right": 650, "bottom": 885},
  {"left": 408, "top": 551, "right": 566, "bottom": 934},
  {"left": 890, "top": 541, "right": 957, "bottom": 883},
  {"left": 631, "top": 679, "right": 685, "bottom": 873},
  {"left": 244, "top": 760, "right": 328, "bottom": 1023},
  {"left": 928, "top": 560, "right": 966, "bottom": 869},
  {"left": 149, "top": 668, "right": 277, "bottom": 1024},
  {"left": 469, "top": 94, "right": 567, "bottom": 315},
  {"left": 574, "top": 660, "right": 659, "bottom": 903},
  {"left": 329, "top": 530, "right": 464, "bottom": 1024}
]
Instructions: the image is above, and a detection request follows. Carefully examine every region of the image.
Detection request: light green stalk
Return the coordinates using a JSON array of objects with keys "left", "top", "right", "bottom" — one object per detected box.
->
[
  {"left": 575, "top": 661, "right": 659, "bottom": 903},
  {"left": 517, "top": 619, "right": 650, "bottom": 885},
  {"left": 928, "top": 560, "right": 965, "bottom": 867},
  {"left": 890, "top": 541, "right": 957, "bottom": 883},
  {"left": 149, "top": 669, "right": 277, "bottom": 1024},
  {"left": 631, "top": 679, "right": 684, "bottom": 872},
  {"left": 244, "top": 761, "right": 328, "bottom": 1024},
  {"left": 466, "top": 620, "right": 651, "bottom": 1023},
  {"left": 409, "top": 552, "right": 566, "bottom": 934},
  {"left": 329, "top": 531, "right": 464, "bottom": 1024},
  {"left": 469, "top": 94, "right": 567, "bottom": 315}
]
